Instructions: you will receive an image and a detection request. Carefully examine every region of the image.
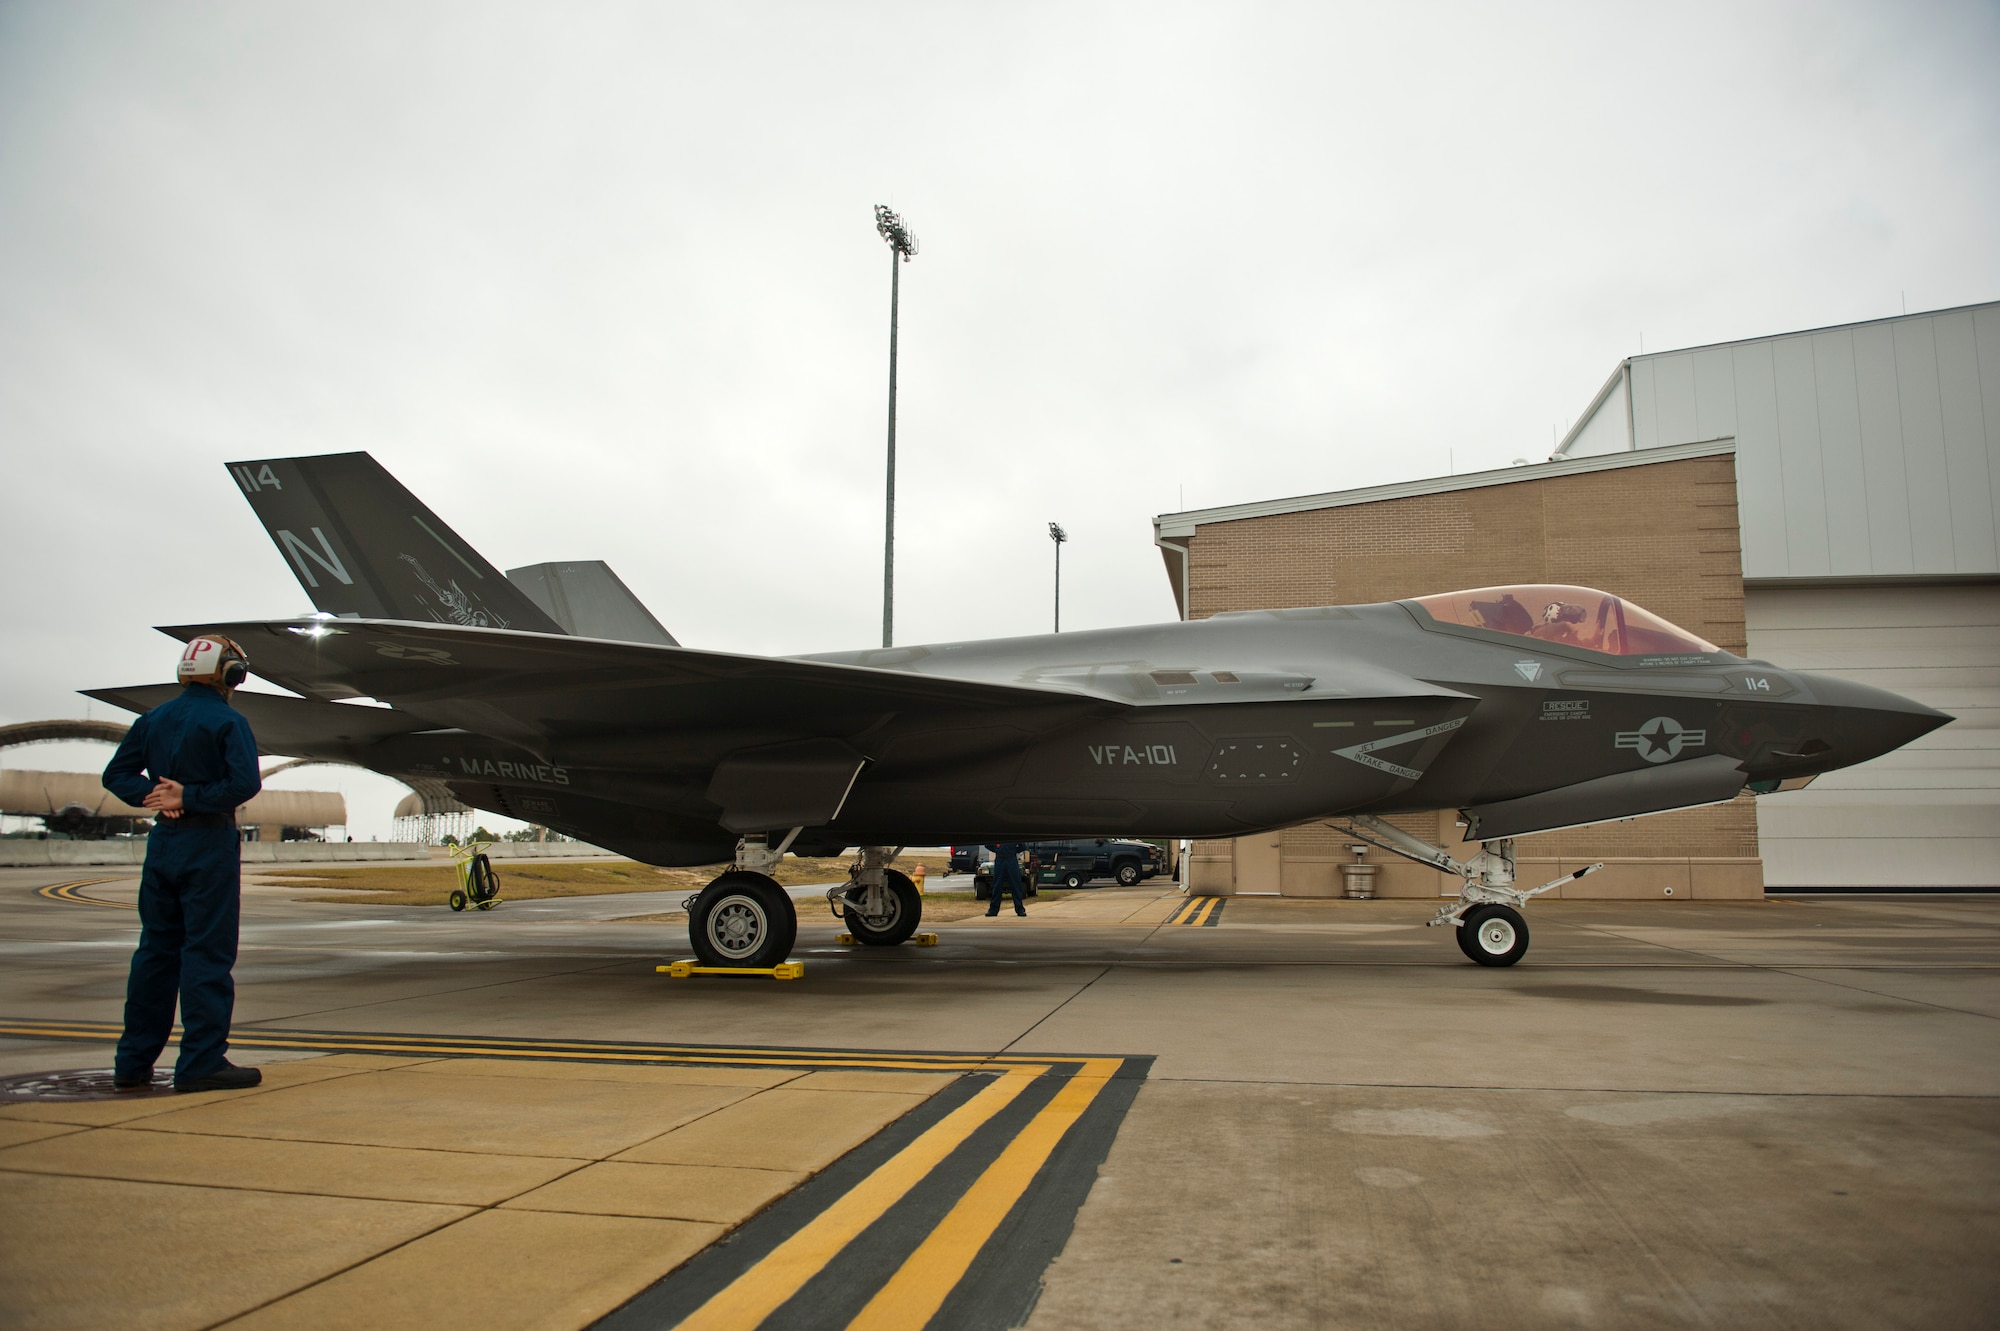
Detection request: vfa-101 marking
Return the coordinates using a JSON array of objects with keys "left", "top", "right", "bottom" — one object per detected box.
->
[{"left": 86, "top": 454, "right": 1951, "bottom": 971}]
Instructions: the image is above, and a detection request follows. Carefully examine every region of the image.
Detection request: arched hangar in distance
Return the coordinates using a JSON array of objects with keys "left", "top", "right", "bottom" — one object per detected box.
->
[{"left": 1156, "top": 300, "right": 1998, "bottom": 895}]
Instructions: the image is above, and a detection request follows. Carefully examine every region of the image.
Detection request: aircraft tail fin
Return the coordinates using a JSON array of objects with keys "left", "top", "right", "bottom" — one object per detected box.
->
[
  {"left": 225, "top": 454, "right": 565, "bottom": 634},
  {"left": 505, "top": 561, "right": 678, "bottom": 645}
]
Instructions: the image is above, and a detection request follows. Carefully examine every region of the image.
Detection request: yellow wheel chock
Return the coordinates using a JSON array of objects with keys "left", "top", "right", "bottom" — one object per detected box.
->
[
  {"left": 658, "top": 960, "right": 805, "bottom": 980},
  {"left": 833, "top": 932, "right": 938, "bottom": 947}
]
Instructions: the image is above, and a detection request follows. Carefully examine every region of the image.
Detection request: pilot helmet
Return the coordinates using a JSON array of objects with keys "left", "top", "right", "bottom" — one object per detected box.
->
[
  {"left": 176, "top": 635, "right": 250, "bottom": 691},
  {"left": 1542, "top": 602, "right": 1587, "bottom": 625}
]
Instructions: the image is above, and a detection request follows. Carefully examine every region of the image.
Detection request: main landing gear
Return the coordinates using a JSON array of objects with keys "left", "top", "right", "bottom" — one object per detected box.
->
[
  {"left": 1324, "top": 815, "right": 1602, "bottom": 968},
  {"left": 682, "top": 836, "right": 925, "bottom": 967},
  {"left": 824, "top": 845, "right": 922, "bottom": 947}
]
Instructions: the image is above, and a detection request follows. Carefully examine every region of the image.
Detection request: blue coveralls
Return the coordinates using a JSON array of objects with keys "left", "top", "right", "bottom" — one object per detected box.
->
[
  {"left": 986, "top": 842, "right": 1027, "bottom": 915},
  {"left": 102, "top": 684, "right": 261, "bottom": 1082}
]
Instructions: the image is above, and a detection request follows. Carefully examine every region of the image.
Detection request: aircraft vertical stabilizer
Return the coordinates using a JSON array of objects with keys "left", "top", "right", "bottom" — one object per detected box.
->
[
  {"left": 225, "top": 454, "right": 565, "bottom": 633},
  {"left": 506, "top": 561, "right": 678, "bottom": 645}
]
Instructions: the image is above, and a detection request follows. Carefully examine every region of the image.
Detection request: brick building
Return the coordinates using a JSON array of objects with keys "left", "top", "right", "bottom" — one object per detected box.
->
[{"left": 1154, "top": 302, "right": 1999, "bottom": 896}]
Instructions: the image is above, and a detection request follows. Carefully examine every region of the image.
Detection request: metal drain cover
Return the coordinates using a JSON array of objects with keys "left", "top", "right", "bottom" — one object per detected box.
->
[{"left": 0, "top": 1068, "right": 175, "bottom": 1101}]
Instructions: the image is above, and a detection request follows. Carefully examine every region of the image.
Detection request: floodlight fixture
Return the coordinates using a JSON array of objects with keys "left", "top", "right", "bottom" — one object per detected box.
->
[
  {"left": 875, "top": 205, "right": 918, "bottom": 260},
  {"left": 875, "top": 204, "right": 920, "bottom": 648}
]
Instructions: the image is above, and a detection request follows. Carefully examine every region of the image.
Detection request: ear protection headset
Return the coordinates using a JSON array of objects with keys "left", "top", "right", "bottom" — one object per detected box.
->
[{"left": 176, "top": 635, "right": 251, "bottom": 690}]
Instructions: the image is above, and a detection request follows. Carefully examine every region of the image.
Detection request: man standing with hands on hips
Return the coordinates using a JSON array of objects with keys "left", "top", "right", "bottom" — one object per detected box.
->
[{"left": 102, "top": 636, "right": 264, "bottom": 1093}]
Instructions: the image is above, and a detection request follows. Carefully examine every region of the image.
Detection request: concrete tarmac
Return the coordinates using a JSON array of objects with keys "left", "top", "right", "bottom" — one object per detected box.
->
[{"left": 1, "top": 864, "right": 1996, "bottom": 1329}]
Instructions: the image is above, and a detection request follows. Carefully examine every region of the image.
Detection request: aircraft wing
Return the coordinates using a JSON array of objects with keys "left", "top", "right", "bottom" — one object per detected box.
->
[
  {"left": 81, "top": 684, "right": 445, "bottom": 757},
  {"left": 154, "top": 618, "right": 1125, "bottom": 760}
]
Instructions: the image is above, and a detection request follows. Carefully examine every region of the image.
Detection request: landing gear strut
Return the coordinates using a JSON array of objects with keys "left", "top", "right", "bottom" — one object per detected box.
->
[
  {"left": 684, "top": 830, "right": 802, "bottom": 968},
  {"left": 1324, "top": 815, "right": 1602, "bottom": 968},
  {"left": 825, "top": 845, "right": 922, "bottom": 947}
]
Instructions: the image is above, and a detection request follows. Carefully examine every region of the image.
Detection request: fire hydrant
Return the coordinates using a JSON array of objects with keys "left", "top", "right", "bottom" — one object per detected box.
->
[{"left": 911, "top": 861, "right": 927, "bottom": 894}]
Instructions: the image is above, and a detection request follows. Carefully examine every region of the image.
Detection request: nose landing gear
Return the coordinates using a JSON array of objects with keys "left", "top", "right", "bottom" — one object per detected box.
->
[
  {"left": 1324, "top": 815, "right": 1600, "bottom": 967},
  {"left": 823, "top": 845, "right": 923, "bottom": 947}
]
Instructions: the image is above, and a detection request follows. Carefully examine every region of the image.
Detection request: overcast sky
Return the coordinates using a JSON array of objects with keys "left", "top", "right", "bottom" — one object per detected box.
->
[{"left": 3, "top": 1, "right": 1996, "bottom": 838}]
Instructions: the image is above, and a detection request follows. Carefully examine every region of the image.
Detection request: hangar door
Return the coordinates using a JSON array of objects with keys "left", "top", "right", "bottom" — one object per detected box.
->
[{"left": 1746, "top": 584, "right": 1998, "bottom": 888}]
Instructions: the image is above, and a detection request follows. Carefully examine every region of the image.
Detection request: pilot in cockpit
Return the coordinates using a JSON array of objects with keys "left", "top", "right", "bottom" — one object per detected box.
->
[{"left": 1527, "top": 599, "right": 1592, "bottom": 646}]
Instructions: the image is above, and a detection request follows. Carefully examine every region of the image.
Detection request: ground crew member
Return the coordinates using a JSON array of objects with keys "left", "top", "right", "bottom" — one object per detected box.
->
[
  {"left": 103, "top": 636, "right": 264, "bottom": 1093},
  {"left": 985, "top": 842, "right": 1028, "bottom": 917}
]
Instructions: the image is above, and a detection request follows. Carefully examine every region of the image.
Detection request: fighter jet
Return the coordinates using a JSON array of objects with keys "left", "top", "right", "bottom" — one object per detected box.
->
[{"left": 86, "top": 454, "right": 1949, "bottom": 969}]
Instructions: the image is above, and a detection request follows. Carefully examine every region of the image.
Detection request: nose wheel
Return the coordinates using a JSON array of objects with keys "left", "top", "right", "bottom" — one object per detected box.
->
[
  {"left": 1325, "top": 814, "right": 1601, "bottom": 968},
  {"left": 1456, "top": 904, "right": 1529, "bottom": 967}
]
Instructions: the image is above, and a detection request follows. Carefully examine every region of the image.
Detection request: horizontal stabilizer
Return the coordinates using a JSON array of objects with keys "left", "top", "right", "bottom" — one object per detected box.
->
[
  {"left": 505, "top": 561, "right": 677, "bottom": 645},
  {"left": 1461, "top": 753, "right": 1747, "bottom": 841},
  {"left": 81, "top": 685, "right": 440, "bottom": 759},
  {"left": 226, "top": 453, "right": 565, "bottom": 634}
]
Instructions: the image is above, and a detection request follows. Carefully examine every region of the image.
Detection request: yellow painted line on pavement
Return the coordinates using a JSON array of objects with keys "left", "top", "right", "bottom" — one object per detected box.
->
[
  {"left": 674, "top": 1064, "right": 1047, "bottom": 1331},
  {"left": 34, "top": 879, "right": 132, "bottom": 910},
  {"left": 846, "top": 1058, "right": 1121, "bottom": 1331},
  {"left": 0, "top": 1018, "right": 1100, "bottom": 1073}
]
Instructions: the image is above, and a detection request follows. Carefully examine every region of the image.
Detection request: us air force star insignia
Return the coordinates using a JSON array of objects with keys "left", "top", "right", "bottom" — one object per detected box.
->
[
  {"left": 1614, "top": 716, "right": 1706, "bottom": 764},
  {"left": 1513, "top": 659, "right": 1543, "bottom": 682}
]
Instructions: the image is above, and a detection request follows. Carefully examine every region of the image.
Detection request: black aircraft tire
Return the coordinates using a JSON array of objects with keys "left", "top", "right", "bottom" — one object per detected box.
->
[
  {"left": 1458, "top": 904, "right": 1529, "bottom": 967},
  {"left": 844, "top": 870, "right": 922, "bottom": 947},
  {"left": 690, "top": 872, "right": 796, "bottom": 968},
  {"left": 1115, "top": 862, "right": 1142, "bottom": 886}
]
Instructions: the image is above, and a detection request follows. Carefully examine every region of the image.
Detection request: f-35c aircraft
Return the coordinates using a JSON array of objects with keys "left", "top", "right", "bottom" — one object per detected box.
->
[{"left": 88, "top": 454, "right": 1949, "bottom": 969}]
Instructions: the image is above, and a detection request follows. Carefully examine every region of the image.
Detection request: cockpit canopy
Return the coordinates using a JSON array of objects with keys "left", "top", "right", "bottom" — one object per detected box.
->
[{"left": 1409, "top": 585, "right": 1721, "bottom": 657}]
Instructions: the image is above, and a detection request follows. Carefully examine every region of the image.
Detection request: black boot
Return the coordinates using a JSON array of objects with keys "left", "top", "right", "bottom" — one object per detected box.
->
[
  {"left": 112, "top": 1069, "right": 154, "bottom": 1091},
  {"left": 175, "top": 1062, "right": 263, "bottom": 1093}
]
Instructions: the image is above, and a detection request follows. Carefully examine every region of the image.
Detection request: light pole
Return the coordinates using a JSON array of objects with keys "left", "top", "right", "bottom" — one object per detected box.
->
[
  {"left": 874, "top": 204, "right": 917, "bottom": 648},
  {"left": 1048, "top": 522, "right": 1068, "bottom": 632}
]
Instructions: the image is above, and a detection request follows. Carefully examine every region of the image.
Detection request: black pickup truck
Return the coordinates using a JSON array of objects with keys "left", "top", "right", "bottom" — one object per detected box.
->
[{"left": 973, "top": 838, "right": 1167, "bottom": 897}]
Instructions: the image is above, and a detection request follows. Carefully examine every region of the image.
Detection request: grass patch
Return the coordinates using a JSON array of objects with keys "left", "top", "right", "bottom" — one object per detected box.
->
[{"left": 257, "top": 854, "right": 954, "bottom": 908}]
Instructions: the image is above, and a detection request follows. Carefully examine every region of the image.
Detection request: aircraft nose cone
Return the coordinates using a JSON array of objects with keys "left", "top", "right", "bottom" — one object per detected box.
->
[{"left": 1798, "top": 673, "right": 1953, "bottom": 767}]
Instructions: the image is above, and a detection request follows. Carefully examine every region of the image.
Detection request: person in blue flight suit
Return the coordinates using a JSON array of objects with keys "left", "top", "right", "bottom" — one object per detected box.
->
[
  {"left": 103, "top": 635, "right": 265, "bottom": 1093},
  {"left": 985, "top": 841, "right": 1028, "bottom": 917}
]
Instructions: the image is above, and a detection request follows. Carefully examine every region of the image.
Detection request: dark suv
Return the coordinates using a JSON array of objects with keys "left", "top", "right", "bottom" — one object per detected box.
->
[{"left": 974, "top": 838, "right": 1166, "bottom": 896}]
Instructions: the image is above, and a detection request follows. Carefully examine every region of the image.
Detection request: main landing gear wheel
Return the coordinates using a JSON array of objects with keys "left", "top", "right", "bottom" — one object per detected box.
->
[
  {"left": 844, "top": 869, "right": 922, "bottom": 947},
  {"left": 1457, "top": 904, "right": 1529, "bottom": 967},
  {"left": 689, "top": 872, "right": 797, "bottom": 968}
]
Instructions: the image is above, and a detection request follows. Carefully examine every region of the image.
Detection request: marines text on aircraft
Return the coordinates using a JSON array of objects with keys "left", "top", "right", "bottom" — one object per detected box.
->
[{"left": 87, "top": 455, "right": 1950, "bottom": 968}]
